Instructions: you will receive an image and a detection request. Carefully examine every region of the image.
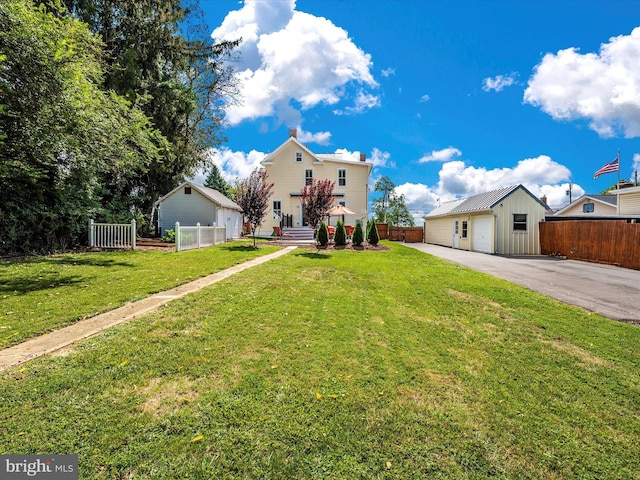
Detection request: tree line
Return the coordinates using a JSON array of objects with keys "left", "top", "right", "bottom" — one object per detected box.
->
[{"left": 0, "top": 0, "right": 239, "bottom": 255}]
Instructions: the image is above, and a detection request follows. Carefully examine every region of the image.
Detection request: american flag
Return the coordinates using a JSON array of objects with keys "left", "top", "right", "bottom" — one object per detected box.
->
[{"left": 593, "top": 158, "right": 619, "bottom": 179}]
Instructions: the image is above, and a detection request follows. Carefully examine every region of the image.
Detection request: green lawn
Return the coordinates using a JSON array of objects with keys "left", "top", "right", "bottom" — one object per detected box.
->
[
  {"left": 1, "top": 243, "right": 638, "bottom": 479},
  {"left": 0, "top": 241, "right": 280, "bottom": 348}
]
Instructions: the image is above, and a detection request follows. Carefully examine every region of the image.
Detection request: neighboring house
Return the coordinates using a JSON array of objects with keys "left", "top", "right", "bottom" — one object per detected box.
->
[
  {"left": 553, "top": 194, "right": 617, "bottom": 216},
  {"left": 423, "top": 185, "right": 548, "bottom": 255},
  {"left": 260, "top": 129, "right": 372, "bottom": 233},
  {"left": 612, "top": 185, "right": 640, "bottom": 215},
  {"left": 156, "top": 182, "right": 243, "bottom": 239}
]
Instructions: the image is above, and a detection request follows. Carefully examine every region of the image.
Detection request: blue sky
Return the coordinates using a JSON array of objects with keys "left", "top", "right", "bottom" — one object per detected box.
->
[{"left": 195, "top": 0, "right": 640, "bottom": 220}]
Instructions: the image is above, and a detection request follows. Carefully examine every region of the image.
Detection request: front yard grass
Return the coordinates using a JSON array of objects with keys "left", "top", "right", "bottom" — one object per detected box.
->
[
  {"left": 1, "top": 243, "right": 638, "bottom": 478},
  {"left": 0, "top": 241, "right": 280, "bottom": 347}
]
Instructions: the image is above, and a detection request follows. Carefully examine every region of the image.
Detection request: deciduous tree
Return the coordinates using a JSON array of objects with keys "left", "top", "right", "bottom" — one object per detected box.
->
[
  {"left": 300, "top": 179, "right": 335, "bottom": 231},
  {"left": 235, "top": 169, "right": 274, "bottom": 247}
]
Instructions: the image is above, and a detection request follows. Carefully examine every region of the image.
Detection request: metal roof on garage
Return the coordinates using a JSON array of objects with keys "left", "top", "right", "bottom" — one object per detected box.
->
[{"left": 425, "top": 185, "right": 546, "bottom": 218}]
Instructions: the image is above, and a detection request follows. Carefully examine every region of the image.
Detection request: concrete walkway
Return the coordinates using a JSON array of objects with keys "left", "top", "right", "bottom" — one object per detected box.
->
[{"left": 0, "top": 246, "right": 297, "bottom": 372}]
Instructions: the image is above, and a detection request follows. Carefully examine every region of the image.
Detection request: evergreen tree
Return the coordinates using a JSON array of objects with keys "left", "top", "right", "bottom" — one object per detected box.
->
[
  {"left": 352, "top": 222, "right": 364, "bottom": 246},
  {"left": 367, "top": 220, "right": 380, "bottom": 245},
  {"left": 334, "top": 220, "right": 347, "bottom": 246},
  {"left": 204, "top": 164, "right": 233, "bottom": 199},
  {"left": 317, "top": 222, "right": 329, "bottom": 247}
]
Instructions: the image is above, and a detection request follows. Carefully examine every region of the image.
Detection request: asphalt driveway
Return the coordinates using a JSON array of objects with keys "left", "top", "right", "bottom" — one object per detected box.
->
[{"left": 404, "top": 243, "right": 640, "bottom": 324}]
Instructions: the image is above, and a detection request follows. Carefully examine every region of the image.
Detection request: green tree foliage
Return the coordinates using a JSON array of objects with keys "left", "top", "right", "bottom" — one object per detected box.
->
[
  {"left": 235, "top": 169, "right": 274, "bottom": 247},
  {"left": 58, "top": 0, "right": 240, "bottom": 216},
  {"left": 352, "top": 222, "right": 364, "bottom": 246},
  {"left": 0, "top": 0, "right": 166, "bottom": 254},
  {"left": 374, "top": 176, "right": 395, "bottom": 223},
  {"left": 204, "top": 164, "right": 233, "bottom": 199},
  {"left": 334, "top": 220, "right": 347, "bottom": 246},
  {"left": 300, "top": 179, "right": 335, "bottom": 230},
  {"left": 367, "top": 220, "right": 380, "bottom": 245},
  {"left": 317, "top": 222, "right": 329, "bottom": 247},
  {"left": 387, "top": 194, "right": 415, "bottom": 226}
]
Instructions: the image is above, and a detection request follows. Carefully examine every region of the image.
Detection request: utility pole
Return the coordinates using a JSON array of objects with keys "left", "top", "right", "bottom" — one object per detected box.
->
[{"left": 566, "top": 183, "right": 573, "bottom": 203}]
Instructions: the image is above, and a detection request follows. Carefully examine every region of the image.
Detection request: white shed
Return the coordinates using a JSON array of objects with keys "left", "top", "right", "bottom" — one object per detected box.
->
[
  {"left": 423, "top": 185, "right": 548, "bottom": 255},
  {"left": 156, "top": 182, "right": 243, "bottom": 239}
]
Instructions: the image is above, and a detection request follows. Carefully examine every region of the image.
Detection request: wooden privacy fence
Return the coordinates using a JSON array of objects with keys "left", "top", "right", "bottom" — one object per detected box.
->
[
  {"left": 388, "top": 226, "right": 424, "bottom": 243},
  {"left": 89, "top": 219, "right": 136, "bottom": 250},
  {"left": 175, "top": 222, "right": 226, "bottom": 252},
  {"left": 540, "top": 220, "right": 640, "bottom": 270}
]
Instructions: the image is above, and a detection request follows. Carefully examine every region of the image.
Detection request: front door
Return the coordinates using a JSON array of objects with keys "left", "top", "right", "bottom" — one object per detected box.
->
[{"left": 453, "top": 218, "right": 460, "bottom": 248}]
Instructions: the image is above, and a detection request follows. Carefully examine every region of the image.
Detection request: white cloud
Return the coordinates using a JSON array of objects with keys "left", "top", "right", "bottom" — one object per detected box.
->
[
  {"left": 482, "top": 73, "right": 517, "bottom": 92},
  {"left": 420, "top": 94, "right": 430, "bottom": 102},
  {"left": 195, "top": 147, "right": 267, "bottom": 184},
  {"left": 372, "top": 155, "right": 578, "bottom": 220},
  {"left": 524, "top": 27, "right": 640, "bottom": 138},
  {"left": 633, "top": 153, "right": 640, "bottom": 176},
  {"left": 381, "top": 67, "right": 395, "bottom": 77},
  {"left": 370, "top": 148, "right": 393, "bottom": 168},
  {"left": 333, "top": 90, "right": 381, "bottom": 115},
  {"left": 212, "top": 1, "right": 378, "bottom": 126},
  {"left": 418, "top": 147, "right": 462, "bottom": 163},
  {"left": 297, "top": 128, "right": 332, "bottom": 146}
]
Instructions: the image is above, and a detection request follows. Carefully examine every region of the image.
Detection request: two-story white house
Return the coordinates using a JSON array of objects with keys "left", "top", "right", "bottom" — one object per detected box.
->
[{"left": 259, "top": 129, "right": 372, "bottom": 234}]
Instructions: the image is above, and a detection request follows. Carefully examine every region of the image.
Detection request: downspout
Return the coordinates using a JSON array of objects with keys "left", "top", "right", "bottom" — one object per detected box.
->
[{"left": 492, "top": 210, "right": 498, "bottom": 254}]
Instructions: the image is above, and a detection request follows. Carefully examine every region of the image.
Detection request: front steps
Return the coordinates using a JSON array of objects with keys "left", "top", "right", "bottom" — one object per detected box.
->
[{"left": 282, "top": 227, "right": 314, "bottom": 240}]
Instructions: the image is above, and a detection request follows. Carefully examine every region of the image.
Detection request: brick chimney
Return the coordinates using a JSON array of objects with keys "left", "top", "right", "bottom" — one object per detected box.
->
[
  {"left": 289, "top": 128, "right": 297, "bottom": 139},
  {"left": 540, "top": 195, "right": 548, "bottom": 205},
  {"left": 360, "top": 152, "right": 366, "bottom": 162}
]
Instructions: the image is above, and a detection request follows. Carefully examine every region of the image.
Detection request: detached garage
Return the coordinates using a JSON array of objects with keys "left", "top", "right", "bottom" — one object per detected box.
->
[
  {"left": 423, "top": 184, "right": 548, "bottom": 255},
  {"left": 156, "top": 182, "right": 243, "bottom": 239}
]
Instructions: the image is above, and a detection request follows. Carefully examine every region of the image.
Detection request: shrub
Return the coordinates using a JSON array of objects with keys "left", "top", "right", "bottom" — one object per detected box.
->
[
  {"left": 367, "top": 220, "right": 379, "bottom": 245},
  {"left": 317, "top": 222, "right": 329, "bottom": 246},
  {"left": 334, "top": 220, "right": 347, "bottom": 246},
  {"left": 162, "top": 229, "right": 176, "bottom": 243},
  {"left": 352, "top": 222, "right": 364, "bottom": 246}
]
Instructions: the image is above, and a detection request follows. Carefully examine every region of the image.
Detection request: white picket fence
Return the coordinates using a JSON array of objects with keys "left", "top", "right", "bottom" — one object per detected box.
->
[
  {"left": 89, "top": 219, "right": 136, "bottom": 250},
  {"left": 175, "top": 222, "right": 226, "bottom": 252}
]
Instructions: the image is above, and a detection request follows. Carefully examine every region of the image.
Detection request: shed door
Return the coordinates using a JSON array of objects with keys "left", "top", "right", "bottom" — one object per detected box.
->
[
  {"left": 452, "top": 219, "right": 459, "bottom": 248},
  {"left": 472, "top": 216, "right": 492, "bottom": 253}
]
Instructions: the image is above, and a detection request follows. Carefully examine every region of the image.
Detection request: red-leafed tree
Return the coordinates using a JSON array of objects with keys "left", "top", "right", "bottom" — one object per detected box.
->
[
  {"left": 235, "top": 168, "right": 274, "bottom": 247},
  {"left": 300, "top": 179, "right": 335, "bottom": 233}
]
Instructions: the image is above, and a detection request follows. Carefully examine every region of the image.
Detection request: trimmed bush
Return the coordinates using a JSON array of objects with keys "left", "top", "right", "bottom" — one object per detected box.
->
[
  {"left": 352, "top": 222, "right": 364, "bottom": 246},
  {"left": 367, "top": 220, "right": 379, "bottom": 245},
  {"left": 317, "top": 222, "right": 329, "bottom": 246},
  {"left": 334, "top": 220, "right": 347, "bottom": 246}
]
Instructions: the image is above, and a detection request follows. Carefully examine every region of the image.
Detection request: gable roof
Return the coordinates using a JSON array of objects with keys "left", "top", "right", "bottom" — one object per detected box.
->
[
  {"left": 261, "top": 136, "right": 372, "bottom": 171},
  {"left": 425, "top": 185, "right": 547, "bottom": 218},
  {"left": 554, "top": 194, "right": 617, "bottom": 216},
  {"left": 157, "top": 181, "right": 241, "bottom": 211}
]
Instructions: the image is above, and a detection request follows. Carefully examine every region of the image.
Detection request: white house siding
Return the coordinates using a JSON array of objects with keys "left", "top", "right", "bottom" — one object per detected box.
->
[
  {"left": 262, "top": 138, "right": 370, "bottom": 233},
  {"left": 618, "top": 189, "right": 640, "bottom": 215},
  {"left": 217, "top": 208, "right": 243, "bottom": 239},
  {"left": 557, "top": 198, "right": 616, "bottom": 216},
  {"left": 494, "top": 188, "right": 544, "bottom": 255},
  {"left": 159, "top": 187, "right": 217, "bottom": 235},
  {"left": 424, "top": 217, "right": 454, "bottom": 247}
]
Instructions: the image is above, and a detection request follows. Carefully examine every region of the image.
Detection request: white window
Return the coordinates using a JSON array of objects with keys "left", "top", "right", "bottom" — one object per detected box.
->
[
  {"left": 583, "top": 203, "right": 594, "bottom": 213},
  {"left": 272, "top": 200, "right": 282, "bottom": 220},
  {"left": 338, "top": 169, "right": 347, "bottom": 187},
  {"left": 295, "top": 151, "right": 303, "bottom": 162},
  {"left": 304, "top": 169, "right": 313, "bottom": 186}
]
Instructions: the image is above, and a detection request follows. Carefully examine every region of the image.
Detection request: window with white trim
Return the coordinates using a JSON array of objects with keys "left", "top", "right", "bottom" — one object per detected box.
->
[
  {"left": 461, "top": 221, "right": 468, "bottom": 238},
  {"left": 304, "top": 169, "right": 313, "bottom": 186},
  {"left": 295, "top": 151, "right": 303, "bottom": 162},
  {"left": 272, "top": 200, "right": 282, "bottom": 220},
  {"left": 513, "top": 213, "right": 527, "bottom": 231},
  {"left": 338, "top": 169, "right": 347, "bottom": 187},
  {"left": 583, "top": 203, "right": 594, "bottom": 213}
]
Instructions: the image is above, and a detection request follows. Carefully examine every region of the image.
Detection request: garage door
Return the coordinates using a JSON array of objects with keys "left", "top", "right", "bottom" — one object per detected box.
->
[{"left": 472, "top": 216, "right": 492, "bottom": 253}]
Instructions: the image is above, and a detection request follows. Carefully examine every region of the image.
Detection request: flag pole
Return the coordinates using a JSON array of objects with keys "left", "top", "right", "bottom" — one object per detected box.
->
[{"left": 617, "top": 148, "right": 621, "bottom": 188}]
